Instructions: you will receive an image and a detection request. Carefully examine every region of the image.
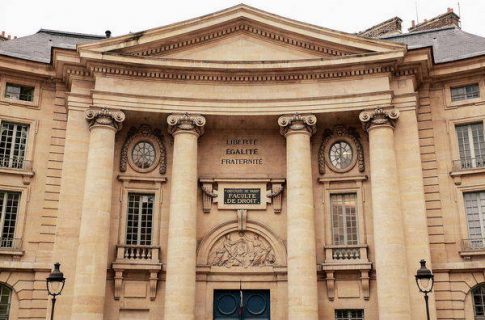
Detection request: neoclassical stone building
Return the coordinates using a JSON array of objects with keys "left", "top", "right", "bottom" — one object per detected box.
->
[{"left": 0, "top": 4, "right": 484, "bottom": 320}]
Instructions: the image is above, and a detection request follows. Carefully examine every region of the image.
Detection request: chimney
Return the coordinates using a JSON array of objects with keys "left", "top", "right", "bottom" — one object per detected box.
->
[
  {"left": 411, "top": 20, "right": 416, "bottom": 28},
  {"left": 409, "top": 8, "right": 460, "bottom": 32},
  {"left": 358, "top": 17, "right": 403, "bottom": 38},
  {"left": 105, "top": 30, "right": 111, "bottom": 38}
]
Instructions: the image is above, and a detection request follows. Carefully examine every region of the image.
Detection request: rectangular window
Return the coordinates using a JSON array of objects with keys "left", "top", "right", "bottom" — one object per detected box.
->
[
  {"left": 331, "top": 193, "right": 358, "bottom": 246},
  {"left": 126, "top": 193, "right": 154, "bottom": 246},
  {"left": 456, "top": 123, "right": 485, "bottom": 169},
  {"left": 0, "top": 191, "right": 20, "bottom": 248},
  {"left": 464, "top": 191, "right": 485, "bottom": 248},
  {"left": 451, "top": 83, "right": 480, "bottom": 102},
  {"left": 335, "top": 309, "right": 364, "bottom": 320},
  {"left": 0, "top": 121, "right": 29, "bottom": 169},
  {"left": 4, "top": 83, "right": 34, "bottom": 102}
]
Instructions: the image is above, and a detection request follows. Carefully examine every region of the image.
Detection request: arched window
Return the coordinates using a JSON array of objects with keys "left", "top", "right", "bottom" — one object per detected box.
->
[
  {"left": 0, "top": 284, "right": 11, "bottom": 320},
  {"left": 473, "top": 284, "right": 485, "bottom": 319}
]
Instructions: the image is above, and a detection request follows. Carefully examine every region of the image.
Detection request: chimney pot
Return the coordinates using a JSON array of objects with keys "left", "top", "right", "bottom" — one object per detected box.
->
[
  {"left": 7, "top": 35, "right": 11, "bottom": 39},
  {"left": 447, "top": 7, "right": 453, "bottom": 13},
  {"left": 1, "top": 31, "right": 4, "bottom": 37},
  {"left": 105, "top": 30, "right": 111, "bottom": 38},
  {"left": 411, "top": 20, "right": 416, "bottom": 28}
]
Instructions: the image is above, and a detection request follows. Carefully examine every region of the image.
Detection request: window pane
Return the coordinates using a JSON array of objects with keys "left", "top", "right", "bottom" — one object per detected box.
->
[
  {"left": 0, "top": 191, "right": 20, "bottom": 248},
  {"left": 126, "top": 193, "right": 154, "bottom": 246},
  {"left": 456, "top": 123, "right": 485, "bottom": 168},
  {"left": 451, "top": 83, "right": 480, "bottom": 101},
  {"left": 473, "top": 285, "right": 485, "bottom": 317},
  {"left": 335, "top": 309, "right": 364, "bottom": 320},
  {"left": 0, "top": 122, "right": 29, "bottom": 169},
  {"left": 5, "top": 83, "right": 33, "bottom": 102},
  {"left": 0, "top": 285, "right": 11, "bottom": 320},
  {"left": 464, "top": 192, "right": 485, "bottom": 244},
  {"left": 331, "top": 193, "right": 358, "bottom": 245}
]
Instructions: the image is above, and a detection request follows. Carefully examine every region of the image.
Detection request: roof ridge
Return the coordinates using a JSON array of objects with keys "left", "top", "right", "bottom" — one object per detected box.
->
[
  {"left": 381, "top": 26, "right": 457, "bottom": 39},
  {"left": 38, "top": 29, "right": 104, "bottom": 39}
]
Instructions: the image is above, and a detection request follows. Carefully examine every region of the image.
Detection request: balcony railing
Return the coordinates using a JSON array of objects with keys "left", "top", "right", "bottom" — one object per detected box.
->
[
  {"left": 115, "top": 244, "right": 160, "bottom": 263},
  {"left": 462, "top": 238, "right": 485, "bottom": 251},
  {"left": 0, "top": 156, "right": 32, "bottom": 171},
  {"left": 0, "top": 238, "right": 22, "bottom": 250},
  {"left": 324, "top": 244, "right": 369, "bottom": 263},
  {"left": 453, "top": 157, "right": 485, "bottom": 171}
]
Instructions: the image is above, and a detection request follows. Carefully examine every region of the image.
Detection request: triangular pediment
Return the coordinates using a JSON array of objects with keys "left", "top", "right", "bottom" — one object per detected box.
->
[{"left": 78, "top": 4, "right": 405, "bottom": 65}]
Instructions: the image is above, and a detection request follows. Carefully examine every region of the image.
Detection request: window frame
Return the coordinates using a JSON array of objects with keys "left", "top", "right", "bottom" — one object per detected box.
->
[
  {"left": 118, "top": 185, "right": 162, "bottom": 248},
  {"left": 323, "top": 182, "right": 366, "bottom": 248},
  {"left": 0, "top": 283, "right": 12, "bottom": 320},
  {"left": 0, "top": 115, "right": 36, "bottom": 177},
  {"left": 0, "top": 184, "right": 28, "bottom": 255},
  {"left": 472, "top": 284, "right": 485, "bottom": 319},
  {"left": 125, "top": 192, "right": 155, "bottom": 246},
  {"left": 335, "top": 309, "right": 365, "bottom": 320},
  {"left": 451, "top": 83, "right": 481, "bottom": 102},
  {"left": 0, "top": 76, "right": 40, "bottom": 108},
  {"left": 330, "top": 193, "right": 360, "bottom": 246},
  {"left": 454, "top": 122, "right": 485, "bottom": 169}
]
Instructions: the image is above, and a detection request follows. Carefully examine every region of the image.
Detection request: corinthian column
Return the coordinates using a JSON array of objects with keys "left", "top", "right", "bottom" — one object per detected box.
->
[
  {"left": 278, "top": 114, "right": 319, "bottom": 320},
  {"left": 359, "top": 108, "right": 411, "bottom": 320},
  {"left": 71, "top": 108, "right": 125, "bottom": 320},
  {"left": 163, "top": 113, "right": 206, "bottom": 320}
]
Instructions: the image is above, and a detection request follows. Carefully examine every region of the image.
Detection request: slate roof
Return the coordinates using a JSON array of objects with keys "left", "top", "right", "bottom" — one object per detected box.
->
[
  {"left": 1, "top": 26, "right": 485, "bottom": 65},
  {"left": 382, "top": 26, "right": 485, "bottom": 63},
  {"left": 0, "top": 29, "right": 104, "bottom": 63}
]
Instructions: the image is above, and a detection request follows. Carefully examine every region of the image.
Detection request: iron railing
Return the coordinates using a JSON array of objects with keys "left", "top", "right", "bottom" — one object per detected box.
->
[
  {"left": 0, "top": 156, "right": 31, "bottom": 170},
  {"left": 453, "top": 157, "right": 485, "bottom": 171},
  {"left": 0, "top": 238, "right": 22, "bottom": 250},
  {"left": 116, "top": 244, "right": 160, "bottom": 262},
  {"left": 462, "top": 238, "right": 485, "bottom": 251}
]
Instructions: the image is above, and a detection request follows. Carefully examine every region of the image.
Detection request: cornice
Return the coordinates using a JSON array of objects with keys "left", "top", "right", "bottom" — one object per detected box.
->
[{"left": 117, "top": 21, "right": 360, "bottom": 58}]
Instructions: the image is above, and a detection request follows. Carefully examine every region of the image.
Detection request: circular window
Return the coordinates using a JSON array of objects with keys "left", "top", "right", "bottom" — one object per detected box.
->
[
  {"left": 329, "top": 141, "right": 354, "bottom": 170},
  {"left": 131, "top": 141, "right": 156, "bottom": 169}
]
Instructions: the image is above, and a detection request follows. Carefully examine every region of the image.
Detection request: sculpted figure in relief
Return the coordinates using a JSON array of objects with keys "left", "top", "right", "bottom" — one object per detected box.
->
[{"left": 209, "top": 231, "right": 276, "bottom": 268}]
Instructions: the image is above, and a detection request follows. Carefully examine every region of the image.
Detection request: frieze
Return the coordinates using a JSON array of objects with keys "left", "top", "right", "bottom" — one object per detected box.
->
[{"left": 208, "top": 231, "right": 276, "bottom": 268}]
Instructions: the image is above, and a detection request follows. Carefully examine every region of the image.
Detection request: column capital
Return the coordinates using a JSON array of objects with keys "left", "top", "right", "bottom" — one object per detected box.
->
[
  {"left": 85, "top": 107, "right": 125, "bottom": 131},
  {"left": 359, "top": 108, "right": 400, "bottom": 132},
  {"left": 167, "top": 113, "right": 206, "bottom": 137},
  {"left": 278, "top": 113, "right": 317, "bottom": 136}
]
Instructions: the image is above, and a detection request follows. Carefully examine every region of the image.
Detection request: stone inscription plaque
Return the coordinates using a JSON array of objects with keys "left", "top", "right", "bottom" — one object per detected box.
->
[{"left": 224, "top": 188, "right": 261, "bottom": 205}]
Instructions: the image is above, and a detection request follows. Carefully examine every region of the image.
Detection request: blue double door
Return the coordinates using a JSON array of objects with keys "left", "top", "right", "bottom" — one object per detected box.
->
[{"left": 214, "top": 289, "right": 270, "bottom": 320}]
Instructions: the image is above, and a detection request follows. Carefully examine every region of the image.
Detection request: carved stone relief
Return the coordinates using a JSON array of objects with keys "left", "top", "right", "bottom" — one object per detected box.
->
[
  {"left": 120, "top": 124, "right": 167, "bottom": 174},
  {"left": 318, "top": 125, "right": 365, "bottom": 174},
  {"left": 208, "top": 231, "right": 276, "bottom": 268}
]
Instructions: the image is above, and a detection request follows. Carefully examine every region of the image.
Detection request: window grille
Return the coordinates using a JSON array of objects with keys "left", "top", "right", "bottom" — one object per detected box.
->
[
  {"left": 331, "top": 193, "right": 358, "bottom": 246},
  {"left": 0, "top": 191, "right": 20, "bottom": 248},
  {"left": 456, "top": 123, "right": 485, "bottom": 169},
  {"left": 451, "top": 83, "right": 480, "bottom": 102},
  {"left": 5, "top": 83, "right": 34, "bottom": 102},
  {"left": 0, "top": 284, "right": 11, "bottom": 320},
  {"left": 335, "top": 309, "right": 364, "bottom": 320},
  {"left": 464, "top": 192, "right": 485, "bottom": 248},
  {"left": 473, "top": 284, "right": 485, "bottom": 319},
  {"left": 126, "top": 193, "right": 154, "bottom": 246},
  {"left": 0, "top": 121, "right": 29, "bottom": 169}
]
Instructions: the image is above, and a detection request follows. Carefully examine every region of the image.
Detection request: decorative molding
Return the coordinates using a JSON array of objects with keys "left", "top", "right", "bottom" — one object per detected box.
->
[
  {"left": 237, "top": 209, "right": 248, "bottom": 231},
  {"left": 207, "top": 231, "right": 276, "bottom": 268},
  {"left": 88, "top": 64, "right": 395, "bottom": 83},
  {"left": 318, "top": 125, "right": 365, "bottom": 174},
  {"left": 278, "top": 113, "right": 317, "bottom": 136},
  {"left": 167, "top": 113, "right": 206, "bottom": 136},
  {"left": 85, "top": 107, "right": 125, "bottom": 131},
  {"left": 119, "top": 21, "right": 358, "bottom": 58},
  {"left": 266, "top": 183, "right": 284, "bottom": 214},
  {"left": 201, "top": 182, "right": 218, "bottom": 213},
  {"left": 359, "top": 107, "right": 400, "bottom": 131},
  {"left": 120, "top": 124, "right": 167, "bottom": 174},
  {"left": 326, "top": 271, "right": 336, "bottom": 301}
]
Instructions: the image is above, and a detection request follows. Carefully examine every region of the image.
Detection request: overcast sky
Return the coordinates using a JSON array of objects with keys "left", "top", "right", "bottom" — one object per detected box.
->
[{"left": 1, "top": 0, "right": 484, "bottom": 38}]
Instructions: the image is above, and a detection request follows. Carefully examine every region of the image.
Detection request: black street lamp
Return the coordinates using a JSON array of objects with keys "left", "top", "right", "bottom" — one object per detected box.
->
[
  {"left": 415, "top": 259, "right": 434, "bottom": 320},
  {"left": 46, "top": 262, "right": 66, "bottom": 320}
]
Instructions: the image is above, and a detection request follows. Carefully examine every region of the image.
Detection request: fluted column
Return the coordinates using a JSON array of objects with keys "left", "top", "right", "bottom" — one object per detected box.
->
[
  {"left": 71, "top": 108, "right": 125, "bottom": 320},
  {"left": 278, "top": 114, "right": 319, "bottom": 320},
  {"left": 359, "top": 108, "right": 411, "bottom": 320},
  {"left": 163, "top": 113, "right": 206, "bottom": 320}
]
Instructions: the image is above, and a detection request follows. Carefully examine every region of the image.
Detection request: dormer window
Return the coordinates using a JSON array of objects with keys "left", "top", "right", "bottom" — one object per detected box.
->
[
  {"left": 451, "top": 83, "right": 480, "bottom": 102},
  {"left": 4, "top": 83, "right": 34, "bottom": 102}
]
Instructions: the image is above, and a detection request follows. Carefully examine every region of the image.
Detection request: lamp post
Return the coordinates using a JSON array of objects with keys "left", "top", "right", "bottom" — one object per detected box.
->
[
  {"left": 415, "top": 259, "right": 434, "bottom": 320},
  {"left": 46, "top": 262, "right": 65, "bottom": 320}
]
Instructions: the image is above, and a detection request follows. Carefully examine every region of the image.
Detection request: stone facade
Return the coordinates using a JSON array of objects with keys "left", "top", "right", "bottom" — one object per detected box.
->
[{"left": 0, "top": 4, "right": 484, "bottom": 320}]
